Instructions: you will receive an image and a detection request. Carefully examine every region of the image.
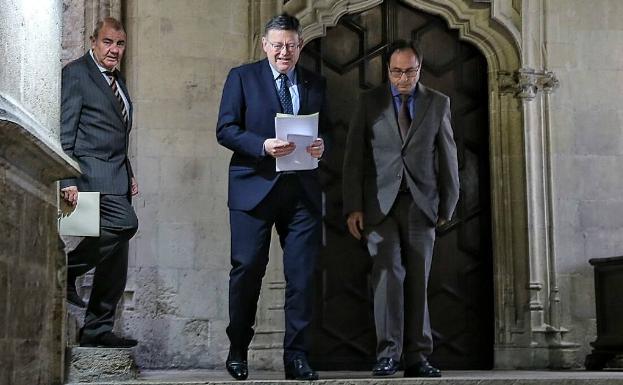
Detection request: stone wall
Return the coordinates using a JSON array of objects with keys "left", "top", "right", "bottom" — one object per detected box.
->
[
  {"left": 119, "top": 0, "right": 249, "bottom": 368},
  {"left": 110, "top": 0, "right": 623, "bottom": 370},
  {"left": 0, "top": 1, "right": 78, "bottom": 383},
  {"left": 546, "top": 0, "right": 623, "bottom": 365}
]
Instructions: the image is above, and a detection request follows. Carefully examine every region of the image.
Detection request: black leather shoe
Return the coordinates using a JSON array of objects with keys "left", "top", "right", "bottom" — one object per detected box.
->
[
  {"left": 285, "top": 357, "right": 319, "bottom": 380},
  {"left": 80, "top": 331, "right": 138, "bottom": 348},
  {"left": 372, "top": 357, "right": 399, "bottom": 376},
  {"left": 225, "top": 349, "right": 248, "bottom": 380},
  {"left": 67, "top": 281, "right": 86, "bottom": 308},
  {"left": 404, "top": 360, "right": 441, "bottom": 378}
]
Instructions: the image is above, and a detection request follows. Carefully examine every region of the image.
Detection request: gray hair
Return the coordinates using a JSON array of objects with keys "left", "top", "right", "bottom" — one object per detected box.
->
[{"left": 264, "top": 13, "right": 302, "bottom": 37}]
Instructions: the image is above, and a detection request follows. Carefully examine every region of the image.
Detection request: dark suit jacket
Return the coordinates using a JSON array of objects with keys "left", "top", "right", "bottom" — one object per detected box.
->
[
  {"left": 216, "top": 59, "right": 328, "bottom": 212},
  {"left": 59, "top": 52, "right": 133, "bottom": 195},
  {"left": 343, "top": 82, "right": 459, "bottom": 225}
]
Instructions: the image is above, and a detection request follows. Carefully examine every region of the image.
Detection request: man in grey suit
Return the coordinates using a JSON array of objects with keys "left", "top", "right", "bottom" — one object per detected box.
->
[
  {"left": 59, "top": 17, "right": 139, "bottom": 348},
  {"left": 343, "top": 40, "right": 459, "bottom": 378}
]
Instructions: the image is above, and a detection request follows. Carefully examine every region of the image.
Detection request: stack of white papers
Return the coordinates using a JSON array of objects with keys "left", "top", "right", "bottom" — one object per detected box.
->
[
  {"left": 58, "top": 191, "right": 100, "bottom": 237},
  {"left": 274, "top": 112, "right": 319, "bottom": 172}
]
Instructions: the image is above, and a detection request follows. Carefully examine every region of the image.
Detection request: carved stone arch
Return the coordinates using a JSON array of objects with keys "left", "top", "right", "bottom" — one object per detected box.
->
[{"left": 249, "top": 0, "right": 575, "bottom": 369}]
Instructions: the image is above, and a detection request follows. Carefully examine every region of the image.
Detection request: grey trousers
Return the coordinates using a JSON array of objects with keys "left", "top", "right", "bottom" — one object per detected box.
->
[{"left": 366, "top": 192, "right": 435, "bottom": 365}]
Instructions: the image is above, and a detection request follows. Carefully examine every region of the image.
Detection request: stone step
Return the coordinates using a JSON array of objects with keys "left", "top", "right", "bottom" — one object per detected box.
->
[
  {"left": 65, "top": 369, "right": 623, "bottom": 385},
  {"left": 66, "top": 347, "right": 139, "bottom": 383}
]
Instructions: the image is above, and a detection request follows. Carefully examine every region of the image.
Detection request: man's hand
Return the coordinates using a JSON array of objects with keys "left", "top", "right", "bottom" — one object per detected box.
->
[
  {"left": 306, "top": 138, "right": 324, "bottom": 159},
  {"left": 347, "top": 211, "right": 364, "bottom": 240},
  {"left": 264, "top": 138, "right": 296, "bottom": 158},
  {"left": 131, "top": 177, "right": 139, "bottom": 196},
  {"left": 61, "top": 186, "right": 79, "bottom": 206}
]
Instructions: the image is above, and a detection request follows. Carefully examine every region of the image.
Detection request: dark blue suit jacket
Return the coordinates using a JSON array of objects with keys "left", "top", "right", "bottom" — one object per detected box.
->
[{"left": 216, "top": 59, "right": 328, "bottom": 212}]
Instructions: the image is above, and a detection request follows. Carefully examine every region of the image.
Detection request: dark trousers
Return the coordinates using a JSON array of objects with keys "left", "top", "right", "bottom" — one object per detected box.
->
[
  {"left": 366, "top": 192, "right": 435, "bottom": 365},
  {"left": 67, "top": 194, "right": 138, "bottom": 338},
  {"left": 227, "top": 175, "right": 321, "bottom": 362}
]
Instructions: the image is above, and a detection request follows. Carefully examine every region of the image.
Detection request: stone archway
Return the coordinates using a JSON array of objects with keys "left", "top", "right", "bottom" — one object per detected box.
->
[{"left": 249, "top": 0, "right": 577, "bottom": 369}]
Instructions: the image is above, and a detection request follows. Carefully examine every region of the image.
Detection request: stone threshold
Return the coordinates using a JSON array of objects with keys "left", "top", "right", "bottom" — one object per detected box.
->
[{"left": 66, "top": 369, "right": 623, "bottom": 385}]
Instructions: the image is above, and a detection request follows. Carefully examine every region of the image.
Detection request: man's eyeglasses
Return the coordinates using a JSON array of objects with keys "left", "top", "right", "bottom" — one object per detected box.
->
[
  {"left": 389, "top": 67, "right": 421, "bottom": 79},
  {"left": 267, "top": 41, "right": 301, "bottom": 52}
]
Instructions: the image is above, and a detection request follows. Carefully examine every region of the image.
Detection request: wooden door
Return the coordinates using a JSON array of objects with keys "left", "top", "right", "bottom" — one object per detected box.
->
[{"left": 300, "top": 0, "right": 493, "bottom": 370}]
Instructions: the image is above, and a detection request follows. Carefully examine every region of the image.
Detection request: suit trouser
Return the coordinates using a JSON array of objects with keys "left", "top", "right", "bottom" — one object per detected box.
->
[
  {"left": 227, "top": 174, "right": 321, "bottom": 363},
  {"left": 366, "top": 191, "right": 435, "bottom": 365},
  {"left": 67, "top": 194, "right": 138, "bottom": 338}
]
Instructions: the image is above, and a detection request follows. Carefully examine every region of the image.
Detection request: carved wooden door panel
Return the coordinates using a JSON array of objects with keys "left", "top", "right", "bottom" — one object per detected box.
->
[{"left": 300, "top": 0, "right": 493, "bottom": 370}]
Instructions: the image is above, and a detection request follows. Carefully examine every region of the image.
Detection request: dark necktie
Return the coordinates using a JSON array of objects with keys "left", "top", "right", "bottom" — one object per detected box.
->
[
  {"left": 105, "top": 71, "right": 129, "bottom": 125},
  {"left": 398, "top": 94, "right": 411, "bottom": 139},
  {"left": 278, "top": 73, "right": 294, "bottom": 115}
]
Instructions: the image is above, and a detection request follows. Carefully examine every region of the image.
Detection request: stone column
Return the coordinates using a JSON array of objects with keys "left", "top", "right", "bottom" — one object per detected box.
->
[
  {"left": 0, "top": 0, "right": 79, "bottom": 384},
  {"left": 492, "top": 0, "right": 578, "bottom": 368}
]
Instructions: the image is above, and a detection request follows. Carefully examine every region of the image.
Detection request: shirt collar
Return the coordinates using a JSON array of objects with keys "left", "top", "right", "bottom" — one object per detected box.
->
[
  {"left": 89, "top": 49, "right": 116, "bottom": 75},
  {"left": 390, "top": 83, "right": 418, "bottom": 99},
  {"left": 268, "top": 62, "right": 297, "bottom": 85}
]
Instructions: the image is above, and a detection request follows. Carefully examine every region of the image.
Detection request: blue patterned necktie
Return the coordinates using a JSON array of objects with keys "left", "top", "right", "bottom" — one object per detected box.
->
[{"left": 278, "top": 73, "right": 294, "bottom": 115}]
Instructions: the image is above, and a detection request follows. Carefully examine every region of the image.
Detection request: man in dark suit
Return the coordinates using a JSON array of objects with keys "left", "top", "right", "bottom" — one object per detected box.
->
[
  {"left": 343, "top": 40, "right": 459, "bottom": 378},
  {"left": 216, "top": 14, "right": 327, "bottom": 381},
  {"left": 59, "top": 17, "right": 139, "bottom": 348}
]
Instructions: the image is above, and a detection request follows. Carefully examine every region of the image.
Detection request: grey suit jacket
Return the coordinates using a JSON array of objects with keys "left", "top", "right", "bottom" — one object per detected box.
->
[
  {"left": 59, "top": 52, "right": 133, "bottom": 195},
  {"left": 343, "top": 82, "right": 459, "bottom": 226}
]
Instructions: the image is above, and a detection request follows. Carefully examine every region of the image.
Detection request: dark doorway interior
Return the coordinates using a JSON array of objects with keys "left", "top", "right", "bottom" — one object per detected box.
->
[{"left": 300, "top": 0, "right": 493, "bottom": 371}]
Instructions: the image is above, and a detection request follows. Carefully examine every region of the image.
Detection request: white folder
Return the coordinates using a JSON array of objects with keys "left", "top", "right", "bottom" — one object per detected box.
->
[{"left": 58, "top": 192, "right": 100, "bottom": 237}]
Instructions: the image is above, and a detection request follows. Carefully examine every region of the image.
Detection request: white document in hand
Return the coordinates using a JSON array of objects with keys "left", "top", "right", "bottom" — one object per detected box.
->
[
  {"left": 274, "top": 112, "right": 319, "bottom": 171},
  {"left": 58, "top": 192, "right": 100, "bottom": 237}
]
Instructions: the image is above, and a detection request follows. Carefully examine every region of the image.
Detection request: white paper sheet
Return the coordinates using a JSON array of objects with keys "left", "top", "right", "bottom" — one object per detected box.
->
[
  {"left": 274, "top": 112, "right": 319, "bottom": 171},
  {"left": 58, "top": 191, "right": 100, "bottom": 237}
]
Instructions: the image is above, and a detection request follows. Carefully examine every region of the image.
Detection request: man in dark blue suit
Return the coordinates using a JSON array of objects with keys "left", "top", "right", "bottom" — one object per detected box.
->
[
  {"left": 60, "top": 17, "right": 138, "bottom": 348},
  {"left": 216, "top": 14, "right": 327, "bottom": 381}
]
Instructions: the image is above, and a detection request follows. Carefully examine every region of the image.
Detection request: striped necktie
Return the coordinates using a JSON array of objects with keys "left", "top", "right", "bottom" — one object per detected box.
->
[{"left": 105, "top": 71, "right": 129, "bottom": 125}]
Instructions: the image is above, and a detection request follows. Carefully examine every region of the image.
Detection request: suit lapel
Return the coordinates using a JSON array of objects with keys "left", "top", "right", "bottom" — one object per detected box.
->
[
  {"left": 85, "top": 54, "right": 127, "bottom": 125},
  {"left": 402, "top": 82, "right": 432, "bottom": 147},
  {"left": 296, "top": 67, "right": 310, "bottom": 115},
  {"left": 378, "top": 86, "right": 403, "bottom": 144},
  {"left": 260, "top": 59, "right": 284, "bottom": 114}
]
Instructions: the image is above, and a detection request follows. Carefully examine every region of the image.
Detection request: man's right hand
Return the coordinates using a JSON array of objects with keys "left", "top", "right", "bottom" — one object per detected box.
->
[
  {"left": 346, "top": 211, "right": 364, "bottom": 240},
  {"left": 264, "top": 138, "right": 295, "bottom": 158},
  {"left": 61, "top": 186, "right": 79, "bottom": 206}
]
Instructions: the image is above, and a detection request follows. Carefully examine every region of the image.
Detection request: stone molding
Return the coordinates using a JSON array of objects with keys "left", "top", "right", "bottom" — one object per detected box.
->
[
  {"left": 490, "top": 0, "right": 522, "bottom": 50},
  {"left": 0, "top": 94, "right": 79, "bottom": 186},
  {"left": 499, "top": 67, "right": 560, "bottom": 100}
]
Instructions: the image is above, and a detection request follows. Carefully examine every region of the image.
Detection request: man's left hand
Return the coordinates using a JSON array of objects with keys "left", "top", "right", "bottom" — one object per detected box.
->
[
  {"left": 131, "top": 177, "right": 139, "bottom": 196},
  {"left": 306, "top": 138, "right": 324, "bottom": 159}
]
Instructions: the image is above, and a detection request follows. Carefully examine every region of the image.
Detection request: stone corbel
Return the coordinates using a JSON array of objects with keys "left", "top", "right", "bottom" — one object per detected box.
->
[{"left": 499, "top": 68, "right": 559, "bottom": 100}]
